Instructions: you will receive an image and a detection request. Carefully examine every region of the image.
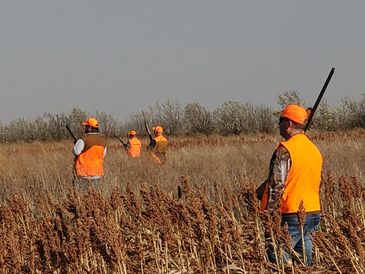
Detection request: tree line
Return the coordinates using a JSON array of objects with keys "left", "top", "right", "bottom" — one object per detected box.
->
[{"left": 1, "top": 91, "right": 364, "bottom": 143}]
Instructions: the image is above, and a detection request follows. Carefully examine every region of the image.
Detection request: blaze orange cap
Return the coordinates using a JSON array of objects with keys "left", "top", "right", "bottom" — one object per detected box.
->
[
  {"left": 128, "top": 130, "right": 136, "bottom": 136},
  {"left": 152, "top": 126, "right": 163, "bottom": 134},
  {"left": 280, "top": 105, "right": 308, "bottom": 125},
  {"left": 82, "top": 117, "right": 99, "bottom": 128}
]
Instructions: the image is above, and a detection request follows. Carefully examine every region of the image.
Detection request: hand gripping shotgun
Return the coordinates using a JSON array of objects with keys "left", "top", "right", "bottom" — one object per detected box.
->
[{"left": 256, "top": 67, "right": 335, "bottom": 203}]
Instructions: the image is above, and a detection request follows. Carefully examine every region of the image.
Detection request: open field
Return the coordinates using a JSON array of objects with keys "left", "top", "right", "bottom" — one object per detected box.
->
[{"left": 0, "top": 130, "right": 364, "bottom": 273}]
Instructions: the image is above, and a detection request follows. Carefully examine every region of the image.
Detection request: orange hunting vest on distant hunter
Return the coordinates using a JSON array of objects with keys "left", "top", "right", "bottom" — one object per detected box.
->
[
  {"left": 279, "top": 133, "right": 323, "bottom": 213},
  {"left": 127, "top": 137, "right": 141, "bottom": 158},
  {"left": 151, "top": 135, "right": 168, "bottom": 164},
  {"left": 75, "top": 134, "right": 106, "bottom": 177}
]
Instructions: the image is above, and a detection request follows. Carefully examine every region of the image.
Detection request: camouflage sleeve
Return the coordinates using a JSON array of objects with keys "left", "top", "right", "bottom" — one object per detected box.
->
[{"left": 267, "top": 145, "right": 291, "bottom": 211}]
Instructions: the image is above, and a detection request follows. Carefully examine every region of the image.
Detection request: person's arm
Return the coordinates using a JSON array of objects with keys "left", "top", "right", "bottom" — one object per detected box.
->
[
  {"left": 73, "top": 139, "right": 85, "bottom": 156},
  {"left": 267, "top": 145, "right": 291, "bottom": 212}
]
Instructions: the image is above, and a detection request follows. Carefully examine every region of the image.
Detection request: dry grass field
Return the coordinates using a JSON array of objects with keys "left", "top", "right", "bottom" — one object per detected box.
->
[{"left": 0, "top": 130, "right": 364, "bottom": 273}]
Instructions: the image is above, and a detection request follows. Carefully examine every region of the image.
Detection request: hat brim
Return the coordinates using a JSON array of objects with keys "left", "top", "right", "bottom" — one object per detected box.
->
[{"left": 82, "top": 122, "right": 99, "bottom": 127}]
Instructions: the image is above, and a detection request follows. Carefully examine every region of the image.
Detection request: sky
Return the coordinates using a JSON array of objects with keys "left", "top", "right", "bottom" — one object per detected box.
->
[{"left": 1, "top": 1, "right": 364, "bottom": 123}]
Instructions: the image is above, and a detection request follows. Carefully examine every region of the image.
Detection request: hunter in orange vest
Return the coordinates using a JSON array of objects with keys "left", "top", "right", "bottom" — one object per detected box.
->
[
  {"left": 262, "top": 104, "right": 323, "bottom": 266},
  {"left": 73, "top": 117, "right": 106, "bottom": 189},
  {"left": 124, "top": 130, "right": 142, "bottom": 158},
  {"left": 147, "top": 126, "right": 168, "bottom": 164}
]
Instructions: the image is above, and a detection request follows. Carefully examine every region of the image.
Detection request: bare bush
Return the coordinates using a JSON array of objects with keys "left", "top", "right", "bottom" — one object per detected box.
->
[
  {"left": 122, "top": 112, "right": 146, "bottom": 137},
  {"left": 312, "top": 100, "right": 339, "bottom": 131},
  {"left": 254, "top": 105, "right": 276, "bottom": 133},
  {"left": 4, "top": 118, "right": 37, "bottom": 142},
  {"left": 277, "top": 90, "right": 306, "bottom": 109},
  {"left": 183, "top": 102, "right": 214, "bottom": 135},
  {"left": 153, "top": 99, "right": 184, "bottom": 136},
  {"left": 213, "top": 101, "right": 248, "bottom": 135},
  {"left": 41, "top": 112, "right": 69, "bottom": 140},
  {"left": 95, "top": 110, "right": 120, "bottom": 137},
  {"left": 1, "top": 95, "right": 365, "bottom": 143},
  {"left": 65, "top": 108, "right": 88, "bottom": 139},
  {"left": 213, "top": 101, "right": 274, "bottom": 135},
  {"left": 337, "top": 95, "right": 365, "bottom": 129}
]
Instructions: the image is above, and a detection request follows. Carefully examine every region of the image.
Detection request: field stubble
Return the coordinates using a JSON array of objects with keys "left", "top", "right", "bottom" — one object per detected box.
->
[{"left": 0, "top": 131, "right": 364, "bottom": 273}]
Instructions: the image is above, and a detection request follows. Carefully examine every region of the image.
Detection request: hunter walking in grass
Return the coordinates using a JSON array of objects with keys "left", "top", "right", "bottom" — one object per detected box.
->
[
  {"left": 146, "top": 125, "right": 168, "bottom": 164},
  {"left": 123, "top": 130, "right": 142, "bottom": 158},
  {"left": 72, "top": 117, "right": 107, "bottom": 189},
  {"left": 262, "top": 104, "right": 323, "bottom": 266}
]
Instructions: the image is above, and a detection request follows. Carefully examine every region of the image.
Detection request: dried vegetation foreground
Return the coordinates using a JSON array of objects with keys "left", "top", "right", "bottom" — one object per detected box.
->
[{"left": 0, "top": 130, "right": 364, "bottom": 273}]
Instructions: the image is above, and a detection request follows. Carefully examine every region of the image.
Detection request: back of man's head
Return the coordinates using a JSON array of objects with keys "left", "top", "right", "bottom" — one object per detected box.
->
[{"left": 280, "top": 104, "right": 308, "bottom": 129}]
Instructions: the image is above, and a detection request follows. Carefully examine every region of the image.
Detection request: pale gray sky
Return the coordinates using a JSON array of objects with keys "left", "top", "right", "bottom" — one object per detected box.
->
[{"left": 1, "top": 1, "right": 364, "bottom": 122}]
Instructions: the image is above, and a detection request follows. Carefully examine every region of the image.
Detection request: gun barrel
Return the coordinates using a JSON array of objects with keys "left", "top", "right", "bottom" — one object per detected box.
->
[
  {"left": 305, "top": 67, "right": 335, "bottom": 131},
  {"left": 142, "top": 111, "right": 152, "bottom": 137},
  {"left": 66, "top": 125, "right": 77, "bottom": 142},
  {"left": 118, "top": 137, "right": 126, "bottom": 146}
]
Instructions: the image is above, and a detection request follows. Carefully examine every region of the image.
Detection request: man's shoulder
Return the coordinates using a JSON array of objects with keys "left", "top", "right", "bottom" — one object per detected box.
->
[
  {"left": 131, "top": 137, "right": 142, "bottom": 144},
  {"left": 84, "top": 133, "right": 106, "bottom": 145},
  {"left": 156, "top": 135, "right": 167, "bottom": 142}
]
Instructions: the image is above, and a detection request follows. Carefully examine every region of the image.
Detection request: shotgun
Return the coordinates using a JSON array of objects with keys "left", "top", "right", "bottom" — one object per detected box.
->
[
  {"left": 142, "top": 111, "right": 155, "bottom": 151},
  {"left": 142, "top": 110, "right": 153, "bottom": 144},
  {"left": 142, "top": 111, "right": 152, "bottom": 137},
  {"left": 256, "top": 67, "right": 335, "bottom": 202},
  {"left": 305, "top": 67, "right": 335, "bottom": 131},
  {"left": 66, "top": 125, "right": 77, "bottom": 143},
  {"left": 115, "top": 135, "right": 127, "bottom": 149}
]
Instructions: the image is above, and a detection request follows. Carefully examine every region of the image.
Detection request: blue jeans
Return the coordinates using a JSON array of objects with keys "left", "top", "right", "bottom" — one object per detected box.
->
[{"left": 267, "top": 213, "right": 320, "bottom": 266}]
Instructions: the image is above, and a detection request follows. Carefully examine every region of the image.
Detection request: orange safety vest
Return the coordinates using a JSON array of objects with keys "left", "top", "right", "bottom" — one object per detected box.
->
[
  {"left": 151, "top": 135, "right": 168, "bottom": 164},
  {"left": 75, "top": 134, "right": 106, "bottom": 177},
  {"left": 279, "top": 133, "right": 323, "bottom": 213},
  {"left": 127, "top": 137, "right": 141, "bottom": 158},
  {"left": 259, "top": 180, "right": 269, "bottom": 211}
]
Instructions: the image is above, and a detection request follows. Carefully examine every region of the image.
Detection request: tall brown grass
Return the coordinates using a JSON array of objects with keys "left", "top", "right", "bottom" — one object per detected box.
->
[{"left": 0, "top": 130, "right": 364, "bottom": 273}]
